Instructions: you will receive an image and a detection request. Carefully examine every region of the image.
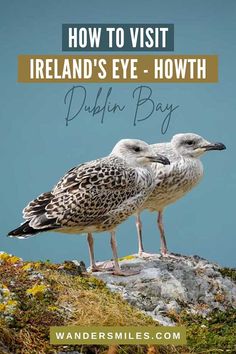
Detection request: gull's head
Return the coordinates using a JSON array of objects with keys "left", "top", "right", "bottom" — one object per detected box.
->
[
  {"left": 171, "top": 133, "right": 226, "bottom": 158},
  {"left": 111, "top": 139, "right": 170, "bottom": 167}
]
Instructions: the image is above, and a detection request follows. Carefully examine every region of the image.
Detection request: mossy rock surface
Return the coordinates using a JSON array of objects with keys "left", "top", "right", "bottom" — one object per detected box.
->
[{"left": 0, "top": 252, "right": 235, "bottom": 354}]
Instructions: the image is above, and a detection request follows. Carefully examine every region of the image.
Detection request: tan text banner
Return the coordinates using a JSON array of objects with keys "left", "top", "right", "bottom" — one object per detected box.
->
[
  {"left": 50, "top": 326, "right": 186, "bottom": 345},
  {"left": 18, "top": 55, "right": 218, "bottom": 83}
]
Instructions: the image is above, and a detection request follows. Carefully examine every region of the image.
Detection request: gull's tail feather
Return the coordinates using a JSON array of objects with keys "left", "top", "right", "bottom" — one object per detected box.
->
[
  {"left": 8, "top": 221, "right": 58, "bottom": 239},
  {"left": 8, "top": 191, "right": 61, "bottom": 239}
]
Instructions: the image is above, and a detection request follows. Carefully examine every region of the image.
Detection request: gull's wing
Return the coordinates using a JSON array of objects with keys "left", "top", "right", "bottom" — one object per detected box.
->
[{"left": 24, "top": 156, "right": 152, "bottom": 230}]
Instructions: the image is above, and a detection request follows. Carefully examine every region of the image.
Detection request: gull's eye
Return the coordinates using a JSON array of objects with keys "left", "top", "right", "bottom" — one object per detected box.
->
[
  {"left": 185, "top": 140, "right": 194, "bottom": 146},
  {"left": 133, "top": 146, "right": 141, "bottom": 152}
]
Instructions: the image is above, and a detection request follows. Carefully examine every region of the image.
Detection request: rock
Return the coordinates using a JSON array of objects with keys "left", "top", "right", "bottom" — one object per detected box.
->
[
  {"left": 58, "top": 260, "right": 87, "bottom": 276},
  {"left": 93, "top": 254, "right": 236, "bottom": 325}
]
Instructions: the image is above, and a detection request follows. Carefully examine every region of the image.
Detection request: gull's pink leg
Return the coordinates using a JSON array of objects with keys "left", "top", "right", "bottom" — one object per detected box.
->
[
  {"left": 87, "top": 233, "right": 99, "bottom": 271},
  {"left": 87, "top": 233, "right": 114, "bottom": 272},
  {"left": 136, "top": 213, "right": 144, "bottom": 255},
  {"left": 136, "top": 213, "right": 157, "bottom": 258},
  {"left": 110, "top": 230, "right": 139, "bottom": 276},
  {"left": 157, "top": 210, "right": 168, "bottom": 256}
]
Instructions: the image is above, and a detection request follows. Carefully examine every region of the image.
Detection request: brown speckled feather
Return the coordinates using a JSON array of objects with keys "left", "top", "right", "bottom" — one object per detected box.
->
[{"left": 22, "top": 156, "right": 154, "bottom": 233}]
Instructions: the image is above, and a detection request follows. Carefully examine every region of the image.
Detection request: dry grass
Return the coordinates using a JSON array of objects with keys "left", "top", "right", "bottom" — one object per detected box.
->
[
  {"left": 47, "top": 270, "right": 155, "bottom": 327},
  {"left": 107, "top": 345, "right": 118, "bottom": 354},
  {"left": 1, "top": 253, "right": 235, "bottom": 354},
  {"left": 0, "top": 255, "right": 163, "bottom": 354}
]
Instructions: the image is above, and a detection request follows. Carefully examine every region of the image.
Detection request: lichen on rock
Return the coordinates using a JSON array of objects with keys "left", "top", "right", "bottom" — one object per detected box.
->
[{"left": 93, "top": 254, "right": 236, "bottom": 325}]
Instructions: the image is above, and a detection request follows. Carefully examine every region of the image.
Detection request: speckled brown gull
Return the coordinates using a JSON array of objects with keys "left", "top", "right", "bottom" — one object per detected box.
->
[
  {"left": 8, "top": 139, "right": 169, "bottom": 276},
  {"left": 135, "top": 133, "right": 226, "bottom": 257}
]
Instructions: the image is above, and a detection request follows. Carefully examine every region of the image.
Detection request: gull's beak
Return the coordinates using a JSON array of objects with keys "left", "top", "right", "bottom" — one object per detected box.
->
[
  {"left": 201, "top": 142, "right": 226, "bottom": 151},
  {"left": 147, "top": 154, "right": 170, "bottom": 165}
]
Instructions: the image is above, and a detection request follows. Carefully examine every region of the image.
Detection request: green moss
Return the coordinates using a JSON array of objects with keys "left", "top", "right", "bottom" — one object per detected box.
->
[
  {"left": 173, "top": 309, "right": 236, "bottom": 353},
  {"left": 0, "top": 254, "right": 159, "bottom": 353},
  {"left": 1, "top": 253, "right": 236, "bottom": 354},
  {"left": 0, "top": 256, "right": 64, "bottom": 353},
  {"left": 118, "top": 255, "right": 136, "bottom": 261},
  {"left": 218, "top": 267, "right": 236, "bottom": 282}
]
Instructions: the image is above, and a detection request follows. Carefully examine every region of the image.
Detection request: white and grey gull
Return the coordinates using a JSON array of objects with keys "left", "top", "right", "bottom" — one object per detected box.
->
[
  {"left": 8, "top": 138, "right": 170, "bottom": 276},
  {"left": 135, "top": 133, "right": 226, "bottom": 257}
]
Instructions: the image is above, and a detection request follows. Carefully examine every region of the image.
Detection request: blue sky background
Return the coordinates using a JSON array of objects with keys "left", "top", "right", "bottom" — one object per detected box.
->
[{"left": 0, "top": 0, "right": 235, "bottom": 267}]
